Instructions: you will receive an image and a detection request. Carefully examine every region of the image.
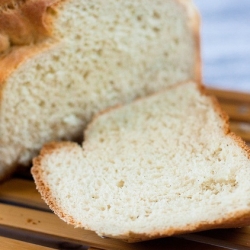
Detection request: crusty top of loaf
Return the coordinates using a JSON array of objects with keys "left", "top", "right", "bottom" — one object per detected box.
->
[
  {"left": 0, "top": 0, "right": 201, "bottom": 82},
  {"left": 0, "top": 0, "right": 59, "bottom": 87},
  {"left": 0, "top": 0, "right": 58, "bottom": 53}
]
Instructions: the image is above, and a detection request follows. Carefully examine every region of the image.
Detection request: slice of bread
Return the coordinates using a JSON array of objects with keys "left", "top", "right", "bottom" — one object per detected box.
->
[
  {"left": 32, "top": 82, "right": 250, "bottom": 242},
  {"left": 0, "top": 0, "right": 200, "bottom": 181}
]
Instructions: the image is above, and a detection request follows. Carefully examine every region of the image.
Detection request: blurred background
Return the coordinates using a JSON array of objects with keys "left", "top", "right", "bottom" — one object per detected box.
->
[{"left": 194, "top": 0, "right": 250, "bottom": 93}]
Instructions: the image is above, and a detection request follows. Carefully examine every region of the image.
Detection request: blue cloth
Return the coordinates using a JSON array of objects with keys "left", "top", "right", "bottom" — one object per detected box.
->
[{"left": 194, "top": 0, "right": 250, "bottom": 92}]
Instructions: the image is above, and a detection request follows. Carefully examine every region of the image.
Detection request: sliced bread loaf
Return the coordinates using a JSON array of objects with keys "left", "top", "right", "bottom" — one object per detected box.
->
[
  {"left": 0, "top": 0, "right": 200, "bottom": 181},
  {"left": 32, "top": 82, "right": 250, "bottom": 242}
]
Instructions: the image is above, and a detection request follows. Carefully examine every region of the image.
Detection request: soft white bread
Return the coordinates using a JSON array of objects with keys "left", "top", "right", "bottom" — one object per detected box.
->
[
  {"left": 32, "top": 82, "right": 250, "bottom": 242},
  {"left": 0, "top": 0, "right": 200, "bottom": 181}
]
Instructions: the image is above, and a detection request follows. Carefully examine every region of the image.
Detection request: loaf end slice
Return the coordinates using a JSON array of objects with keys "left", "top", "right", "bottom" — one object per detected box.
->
[{"left": 32, "top": 82, "right": 250, "bottom": 242}]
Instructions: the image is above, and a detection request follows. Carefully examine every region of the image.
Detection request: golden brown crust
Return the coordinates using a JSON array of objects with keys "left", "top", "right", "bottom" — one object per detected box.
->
[
  {"left": 200, "top": 84, "right": 250, "bottom": 161},
  {"left": 0, "top": 0, "right": 59, "bottom": 53}
]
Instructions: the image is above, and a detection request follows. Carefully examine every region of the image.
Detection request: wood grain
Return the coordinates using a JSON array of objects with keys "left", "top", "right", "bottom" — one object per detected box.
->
[
  {"left": 0, "top": 236, "right": 53, "bottom": 250},
  {"left": 0, "top": 178, "right": 49, "bottom": 211},
  {"left": 208, "top": 88, "right": 250, "bottom": 104}
]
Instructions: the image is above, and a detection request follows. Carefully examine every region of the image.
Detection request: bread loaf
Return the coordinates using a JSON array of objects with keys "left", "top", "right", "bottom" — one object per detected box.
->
[
  {"left": 32, "top": 82, "right": 250, "bottom": 242},
  {"left": 0, "top": 0, "right": 200, "bottom": 181}
]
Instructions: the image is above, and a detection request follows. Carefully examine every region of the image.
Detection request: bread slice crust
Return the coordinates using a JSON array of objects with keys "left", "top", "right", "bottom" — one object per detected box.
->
[{"left": 32, "top": 82, "right": 250, "bottom": 242}]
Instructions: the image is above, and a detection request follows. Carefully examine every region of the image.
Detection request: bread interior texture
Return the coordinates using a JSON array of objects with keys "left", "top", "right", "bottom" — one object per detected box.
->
[
  {"left": 32, "top": 82, "right": 250, "bottom": 242},
  {"left": 0, "top": 0, "right": 199, "bottom": 177}
]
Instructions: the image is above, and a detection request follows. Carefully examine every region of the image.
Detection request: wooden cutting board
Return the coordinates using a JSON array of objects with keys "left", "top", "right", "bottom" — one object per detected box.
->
[{"left": 0, "top": 87, "right": 250, "bottom": 250}]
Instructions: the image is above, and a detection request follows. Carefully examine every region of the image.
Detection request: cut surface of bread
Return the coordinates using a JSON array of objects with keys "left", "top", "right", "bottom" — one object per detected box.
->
[
  {"left": 0, "top": 0, "right": 200, "bottom": 180},
  {"left": 32, "top": 82, "right": 250, "bottom": 242}
]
